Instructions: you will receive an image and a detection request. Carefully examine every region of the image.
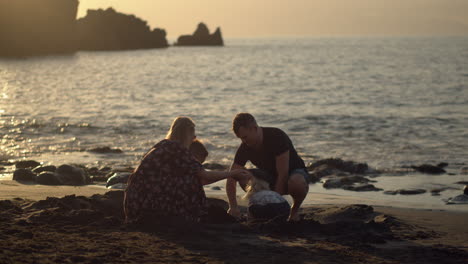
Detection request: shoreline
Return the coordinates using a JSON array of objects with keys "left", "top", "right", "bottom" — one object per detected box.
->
[
  {"left": 0, "top": 182, "right": 467, "bottom": 263},
  {"left": 2, "top": 180, "right": 467, "bottom": 214}
]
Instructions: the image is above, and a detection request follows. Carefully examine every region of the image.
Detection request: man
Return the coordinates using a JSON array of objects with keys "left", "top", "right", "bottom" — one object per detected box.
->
[{"left": 226, "top": 113, "right": 310, "bottom": 221}]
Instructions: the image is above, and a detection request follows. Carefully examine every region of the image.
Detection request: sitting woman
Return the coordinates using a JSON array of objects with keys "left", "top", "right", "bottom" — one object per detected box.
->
[
  {"left": 244, "top": 169, "right": 291, "bottom": 221},
  {"left": 124, "top": 116, "right": 248, "bottom": 223}
]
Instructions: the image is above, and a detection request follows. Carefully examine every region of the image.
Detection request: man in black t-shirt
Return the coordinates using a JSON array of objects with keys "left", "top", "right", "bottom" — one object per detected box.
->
[{"left": 226, "top": 113, "right": 310, "bottom": 221}]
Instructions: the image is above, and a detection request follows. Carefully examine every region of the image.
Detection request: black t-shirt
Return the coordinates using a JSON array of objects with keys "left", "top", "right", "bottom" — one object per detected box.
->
[{"left": 234, "top": 127, "right": 306, "bottom": 179}]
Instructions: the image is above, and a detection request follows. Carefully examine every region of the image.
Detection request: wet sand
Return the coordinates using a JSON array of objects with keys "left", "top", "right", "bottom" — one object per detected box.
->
[{"left": 0, "top": 182, "right": 467, "bottom": 264}]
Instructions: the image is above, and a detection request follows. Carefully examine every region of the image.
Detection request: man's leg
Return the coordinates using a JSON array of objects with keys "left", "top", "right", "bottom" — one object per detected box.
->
[{"left": 287, "top": 173, "right": 309, "bottom": 221}]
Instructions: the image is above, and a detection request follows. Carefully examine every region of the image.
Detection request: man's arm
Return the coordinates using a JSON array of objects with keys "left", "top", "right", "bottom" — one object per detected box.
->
[
  {"left": 274, "top": 150, "right": 290, "bottom": 195},
  {"left": 226, "top": 163, "right": 245, "bottom": 217}
]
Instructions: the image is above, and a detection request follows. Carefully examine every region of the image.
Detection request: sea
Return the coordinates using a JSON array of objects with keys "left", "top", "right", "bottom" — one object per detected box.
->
[{"left": 1, "top": 36, "right": 467, "bottom": 211}]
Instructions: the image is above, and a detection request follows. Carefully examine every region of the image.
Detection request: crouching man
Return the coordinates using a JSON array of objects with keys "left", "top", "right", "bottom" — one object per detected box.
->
[{"left": 226, "top": 113, "right": 310, "bottom": 221}]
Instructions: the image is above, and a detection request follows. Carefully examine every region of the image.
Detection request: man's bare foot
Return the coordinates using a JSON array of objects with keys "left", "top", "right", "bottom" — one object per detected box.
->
[{"left": 287, "top": 213, "right": 300, "bottom": 222}]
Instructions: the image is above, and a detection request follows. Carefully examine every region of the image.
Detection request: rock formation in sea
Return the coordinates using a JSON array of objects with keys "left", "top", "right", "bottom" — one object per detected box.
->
[
  {"left": 77, "top": 8, "right": 168, "bottom": 51},
  {"left": 175, "top": 23, "right": 224, "bottom": 46},
  {"left": 0, "top": 0, "right": 79, "bottom": 57}
]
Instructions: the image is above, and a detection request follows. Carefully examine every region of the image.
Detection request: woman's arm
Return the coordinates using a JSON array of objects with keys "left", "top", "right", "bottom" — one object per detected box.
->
[{"left": 197, "top": 168, "right": 249, "bottom": 186}]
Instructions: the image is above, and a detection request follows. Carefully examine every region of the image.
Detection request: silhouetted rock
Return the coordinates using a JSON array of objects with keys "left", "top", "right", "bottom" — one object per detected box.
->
[
  {"left": 88, "top": 147, "right": 123, "bottom": 154},
  {"left": 411, "top": 164, "right": 446, "bottom": 174},
  {"left": 15, "top": 160, "right": 41, "bottom": 169},
  {"left": 175, "top": 23, "right": 224, "bottom": 46},
  {"left": 77, "top": 8, "right": 168, "bottom": 51},
  {"left": 13, "top": 168, "right": 36, "bottom": 181},
  {"left": 55, "top": 165, "right": 87, "bottom": 185},
  {"left": 35, "top": 172, "right": 61, "bottom": 185},
  {"left": 309, "top": 158, "right": 369, "bottom": 174},
  {"left": 0, "top": 0, "right": 78, "bottom": 57},
  {"left": 343, "top": 184, "right": 382, "bottom": 192},
  {"left": 323, "top": 176, "right": 371, "bottom": 189},
  {"left": 384, "top": 189, "right": 426, "bottom": 195},
  {"left": 32, "top": 165, "right": 57, "bottom": 174}
]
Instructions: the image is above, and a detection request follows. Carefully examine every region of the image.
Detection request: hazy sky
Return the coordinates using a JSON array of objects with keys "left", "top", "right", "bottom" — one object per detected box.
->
[{"left": 78, "top": 0, "right": 468, "bottom": 38}]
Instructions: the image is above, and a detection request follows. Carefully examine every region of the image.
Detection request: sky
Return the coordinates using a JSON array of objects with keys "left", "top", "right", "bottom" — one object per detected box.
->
[{"left": 77, "top": 0, "right": 468, "bottom": 38}]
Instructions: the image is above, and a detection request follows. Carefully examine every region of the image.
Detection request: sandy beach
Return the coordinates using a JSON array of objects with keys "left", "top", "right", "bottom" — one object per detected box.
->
[{"left": 1, "top": 181, "right": 467, "bottom": 264}]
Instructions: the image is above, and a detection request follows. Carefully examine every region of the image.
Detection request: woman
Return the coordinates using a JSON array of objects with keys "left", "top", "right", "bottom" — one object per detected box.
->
[{"left": 124, "top": 116, "right": 248, "bottom": 223}]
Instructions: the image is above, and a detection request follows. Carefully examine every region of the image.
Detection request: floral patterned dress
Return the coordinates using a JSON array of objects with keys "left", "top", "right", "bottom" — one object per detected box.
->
[{"left": 124, "top": 139, "right": 205, "bottom": 223}]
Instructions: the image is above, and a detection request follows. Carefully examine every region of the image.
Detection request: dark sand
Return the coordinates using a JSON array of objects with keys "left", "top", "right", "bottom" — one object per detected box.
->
[{"left": 0, "top": 182, "right": 467, "bottom": 264}]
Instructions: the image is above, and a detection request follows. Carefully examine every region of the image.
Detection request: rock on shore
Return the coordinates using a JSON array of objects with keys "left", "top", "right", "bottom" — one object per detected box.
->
[{"left": 175, "top": 23, "right": 224, "bottom": 46}]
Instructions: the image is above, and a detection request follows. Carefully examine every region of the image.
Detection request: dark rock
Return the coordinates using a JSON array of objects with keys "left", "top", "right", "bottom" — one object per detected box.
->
[
  {"left": 175, "top": 23, "right": 224, "bottom": 46},
  {"left": 343, "top": 184, "right": 382, "bottom": 192},
  {"left": 55, "top": 165, "right": 87, "bottom": 185},
  {"left": 384, "top": 189, "right": 426, "bottom": 195},
  {"left": 437, "top": 162, "right": 449, "bottom": 168},
  {"left": 100, "top": 166, "right": 112, "bottom": 172},
  {"left": 411, "top": 164, "right": 446, "bottom": 174},
  {"left": 400, "top": 189, "right": 426, "bottom": 195},
  {"left": 15, "top": 160, "right": 41, "bottom": 169},
  {"left": 323, "top": 175, "right": 370, "bottom": 189},
  {"left": 203, "top": 163, "right": 227, "bottom": 170},
  {"left": 211, "top": 186, "right": 222, "bottom": 191},
  {"left": 32, "top": 165, "right": 57, "bottom": 174},
  {"left": 106, "top": 172, "right": 131, "bottom": 188},
  {"left": 455, "top": 181, "right": 468, "bottom": 185},
  {"left": 35, "top": 172, "right": 61, "bottom": 185},
  {"left": 90, "top": 175, "right": 108, "bottom": 182},
  {"left": 0, "top": 0, "right": 79, "bottom": 57},
  {"left": 308, "top": 158, "right": 369, "bottom": 175},
  {"left": 88, "top": 146, "right": 123, "bottom": 154},
  {"left": 309, "top": 165, "right": 348, "bottom": 180},
  {"left": 77, "top": 8, "right": 168, "bottom": 51},
  {"left": 13, "top": 168, "right": 36, "bottom": 181}
]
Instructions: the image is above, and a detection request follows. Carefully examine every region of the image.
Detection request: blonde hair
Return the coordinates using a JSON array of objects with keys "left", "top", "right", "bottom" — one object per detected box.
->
[
  {"left": 243, "top": 176, "right": 271, "bottom": 200},
  {"left": 165, "top": 116, "right": 195, "bottom": 148}
]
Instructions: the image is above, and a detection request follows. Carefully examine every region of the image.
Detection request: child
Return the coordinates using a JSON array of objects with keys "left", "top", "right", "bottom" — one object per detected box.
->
[
  {"left": 243, "top": 169, "right": 291, "bottom": 221},
  {"left": 189, "top": 139, "right": 208, "bottom": 164}
]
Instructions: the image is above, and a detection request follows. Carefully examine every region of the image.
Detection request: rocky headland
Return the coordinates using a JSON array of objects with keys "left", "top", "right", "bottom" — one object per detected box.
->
[
  {"left": 77, "top": 8, "right": 168, "bottom": 51},
  {"left": 0, "top": 1, "right": 168, "bottom": 57},
  {"left": 0, "top": 0, "right": 79, "bottom": 57},
  {"left": 175, "top": 23, "right": 224, "bottom": 46}
]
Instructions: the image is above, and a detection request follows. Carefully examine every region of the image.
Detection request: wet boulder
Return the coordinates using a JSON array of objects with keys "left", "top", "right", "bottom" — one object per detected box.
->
[
  {"left": 343, "top": 184, "right": 382, "bottom": 192},
  {"left": 309, "top": 164, "right": 348, "bottom": 181},
  {"left": 55, "top": 165, "right": 87, "bottom": 185},
  {"left": 35, "top": 172, "right": 61, "bottom": 185},
  {"left": 88, "top": 147, "right": 123, "bottom": 154},
  {"left": 308, "top": 158, "right": 369, "bottom": 175},
  {"left": 410, "top": 164, "right": 446, "bottom": 174},
  {"left": 32, "top": 165, "right": 57, "bottom": 174},
  {"left": 106, "top": 172, "right": 131, "bottom": 188},
  {"left": 384, "top": 189, "right": 426, "bottom": 195},
  {"left": 323, "top": 176, "right": 381, "bottom": 192},
  {"left": 13, "top": 168, "right": 36, "bottom": 181},
  {"left": 15, "top": 160, "right": 41, "bottom": 169},
  {"left": 323, "top": 175, "right": 370, "bottom": 189}
]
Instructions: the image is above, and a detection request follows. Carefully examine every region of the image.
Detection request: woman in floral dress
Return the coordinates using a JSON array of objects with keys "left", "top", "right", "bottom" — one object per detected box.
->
[{"left": 124, "top": 116, "right": 248, "bottom": 223}]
